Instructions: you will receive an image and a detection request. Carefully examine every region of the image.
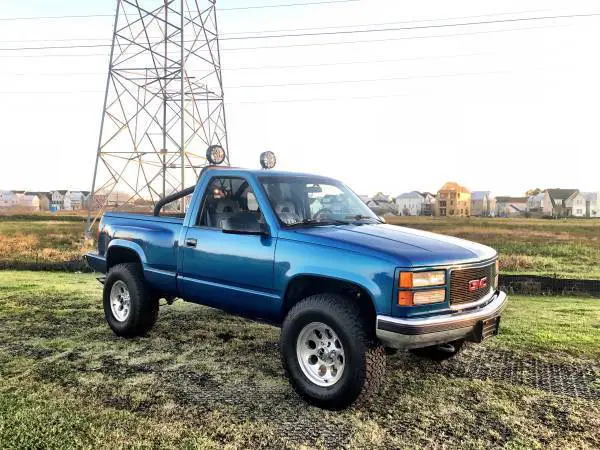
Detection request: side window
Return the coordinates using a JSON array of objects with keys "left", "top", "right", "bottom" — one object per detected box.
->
[{"left": 197, "top": 177, "right": 261, "bottom": 229}]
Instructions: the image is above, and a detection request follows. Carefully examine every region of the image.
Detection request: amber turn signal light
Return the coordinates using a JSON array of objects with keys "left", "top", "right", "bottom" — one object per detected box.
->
[
  {"left": 398, "top": 291, "right": 414, "bottom": 306},
  {"left": 399, "top": 272, "right": 413, "bottom": 289}
]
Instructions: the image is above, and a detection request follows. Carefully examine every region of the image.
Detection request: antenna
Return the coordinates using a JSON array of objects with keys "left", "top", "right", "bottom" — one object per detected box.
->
[{"left": 86, "top": 0, "right": 229, "bottom": 236}]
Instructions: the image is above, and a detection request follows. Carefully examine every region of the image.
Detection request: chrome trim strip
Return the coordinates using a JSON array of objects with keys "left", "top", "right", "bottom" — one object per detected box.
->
[
  {"left": 448, "top": 287, "right": 495, "bottom": 311},
  {"left": 378, "top": 290, "right": 507, "bottom": 330}
]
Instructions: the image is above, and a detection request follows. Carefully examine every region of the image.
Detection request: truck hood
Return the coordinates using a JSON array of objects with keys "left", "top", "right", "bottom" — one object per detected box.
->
[{"left": 282, "top": 223, "right": 496, "bottom": 267}]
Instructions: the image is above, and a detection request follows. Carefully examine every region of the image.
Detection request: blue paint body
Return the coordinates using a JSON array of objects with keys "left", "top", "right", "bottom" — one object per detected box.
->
[{"left": 87, "top": 168, "right": 497, "bottom": 324}]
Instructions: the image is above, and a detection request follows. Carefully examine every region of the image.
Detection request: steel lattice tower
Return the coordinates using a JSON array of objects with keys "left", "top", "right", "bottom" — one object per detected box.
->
[{"left": 87, "top": 0, "right": 228, "bottom": 235}]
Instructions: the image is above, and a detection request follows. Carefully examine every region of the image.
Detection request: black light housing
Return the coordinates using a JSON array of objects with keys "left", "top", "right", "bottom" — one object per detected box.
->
[
  {"left": 206, "top": 145, "right": 226, "bottom": 165},
  {"left": 260, "top": 151, "right": 276, "bottom": 169}
]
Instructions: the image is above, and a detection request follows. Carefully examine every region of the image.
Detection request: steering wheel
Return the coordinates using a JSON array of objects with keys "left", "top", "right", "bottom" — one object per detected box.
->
[{"left": 313, "top": 208, "right": 333, "bottom": 221}]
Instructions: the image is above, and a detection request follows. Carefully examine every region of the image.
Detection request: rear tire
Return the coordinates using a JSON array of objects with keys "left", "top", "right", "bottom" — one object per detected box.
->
[
  {"left": 280, "top": 294, "right": 386, "bottom": 410},
  {"left": 410, "top": 339, "right": 465, "bottom": 362},
  {"left": 103, "top": 263, "right": 158, "bottom": 337}
]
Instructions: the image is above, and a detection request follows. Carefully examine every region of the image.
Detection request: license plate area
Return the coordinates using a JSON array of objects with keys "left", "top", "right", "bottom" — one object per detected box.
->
[{"left": 472, "top": 316, "right": 500, "bottom": 342}]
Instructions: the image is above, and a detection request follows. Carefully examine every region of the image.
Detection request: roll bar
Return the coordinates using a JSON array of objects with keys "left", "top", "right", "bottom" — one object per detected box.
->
[{"left": 153, "top": 186, "right": 195, "bottom": 216}]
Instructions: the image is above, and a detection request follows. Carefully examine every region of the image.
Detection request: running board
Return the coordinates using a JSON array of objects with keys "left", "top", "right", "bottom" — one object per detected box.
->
[{"left": 96, "top": 276, "right": 106, "bottom": 285}]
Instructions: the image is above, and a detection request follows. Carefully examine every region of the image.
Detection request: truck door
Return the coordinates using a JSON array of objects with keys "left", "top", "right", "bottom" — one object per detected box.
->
[{"left": 179, "top": 176, "right": 279, "bottom": 320}]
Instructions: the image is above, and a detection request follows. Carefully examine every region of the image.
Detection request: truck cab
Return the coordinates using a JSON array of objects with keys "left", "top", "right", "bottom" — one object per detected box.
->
[{"left": 86, "top": 164, "right": 507, "bottom": 409}]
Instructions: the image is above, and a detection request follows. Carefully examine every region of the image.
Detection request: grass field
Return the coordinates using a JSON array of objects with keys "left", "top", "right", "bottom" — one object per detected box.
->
[
  {"left": 1, "top": 271, "right": 599, "bottom": 448},
  {"left": 1, "top": 214, "right": 600, "bottom": 278}
]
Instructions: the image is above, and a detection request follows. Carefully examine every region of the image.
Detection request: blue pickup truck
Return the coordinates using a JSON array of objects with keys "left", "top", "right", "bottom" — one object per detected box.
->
[{"left": 86, "top": 164, "right": 507, "bottom": 409}]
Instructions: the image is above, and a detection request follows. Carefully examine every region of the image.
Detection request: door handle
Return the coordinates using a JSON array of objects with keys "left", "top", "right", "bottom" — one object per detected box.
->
[{"left": 185, "top": 238, "right": 197, "bottom": 248}]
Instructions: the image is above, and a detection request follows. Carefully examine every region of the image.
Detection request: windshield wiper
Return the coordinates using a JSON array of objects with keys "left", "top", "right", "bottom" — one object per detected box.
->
[
  {"left": 345, "top": 214, "right": 383, "bottom": 223},
  {"left": 286, "top": 218, "right": 347, "bottom": 228}
]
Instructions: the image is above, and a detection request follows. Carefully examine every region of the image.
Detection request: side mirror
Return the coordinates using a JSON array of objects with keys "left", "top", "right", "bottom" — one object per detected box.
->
[{"left": 222, "top": 213, "right": 269, "bottom": 236}]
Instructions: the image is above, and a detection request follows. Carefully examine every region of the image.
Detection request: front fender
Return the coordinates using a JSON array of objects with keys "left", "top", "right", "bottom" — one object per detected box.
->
[{"left": 275, "top": 238, "right": 395, "bottom": 316}]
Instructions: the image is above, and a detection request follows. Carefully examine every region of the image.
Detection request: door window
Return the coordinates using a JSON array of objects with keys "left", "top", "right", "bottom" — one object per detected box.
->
[{"left": 197, "top": 177, "right": 263, "bottom": 229}]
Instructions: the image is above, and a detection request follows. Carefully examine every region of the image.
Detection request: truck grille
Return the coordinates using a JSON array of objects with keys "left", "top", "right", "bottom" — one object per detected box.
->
[{"left": 450, "top": 262, "right": 496, "bottom": 305}]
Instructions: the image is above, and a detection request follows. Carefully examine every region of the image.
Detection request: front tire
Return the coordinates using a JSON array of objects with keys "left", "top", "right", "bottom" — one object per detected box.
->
[
  {"left": 103, "top": 263, "right": 158, "bottom": 337},
  {"left": 280, "top": 294, "right": 386, "bottom": 409}
]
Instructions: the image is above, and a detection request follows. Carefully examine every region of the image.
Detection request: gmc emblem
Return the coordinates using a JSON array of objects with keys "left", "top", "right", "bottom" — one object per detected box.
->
[{"left": 468, "top": 277, "right": 488, "bottom": 292}]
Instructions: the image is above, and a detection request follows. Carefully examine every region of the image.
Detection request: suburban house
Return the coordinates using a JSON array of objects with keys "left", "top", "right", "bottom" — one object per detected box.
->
[
  {"left": 544, "top": 189, "right": 585, "bottom": 218},
  {"left": 526, "top": 192, "right": 545, "bottom": 215},
  {"left": 50, "top": 190, "right": 71, "bottom": 211},
  {"left": 435, "top": 182, "right": 471, "bottom": 217},
  {"left": 470, "top": 191, "right": 495, "bottom": 217},
  {"left": 67, "top": 191, "right": 90, "bottom": 210},
  {"left": 367, "top": 192, "right": 396, "bottom": 215},
  {"left": 0, "top": 190, "right": 19, "bottom": 208},
  {"left": 25, "top": 192, "right": 51, "bottom": 211},
  {"left": 358, "top": 195, "right": 370, "bottom": 204},
  {"left": 584, "top": 192, "right": 600, "bottom": 218},
  {"left": 395, "top": 191, "right": 436, "bottom": 216},
  {"left": 18, "top": 194, "right": 40, "bottom": 211},
  {"left": 495, "top": 197, "right": 528, "bottom": 217}
]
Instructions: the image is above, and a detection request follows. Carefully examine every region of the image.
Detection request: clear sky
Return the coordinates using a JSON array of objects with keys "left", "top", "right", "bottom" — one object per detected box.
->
[{"left": 1, "top": 0, "right": 599, "bottom": 197}]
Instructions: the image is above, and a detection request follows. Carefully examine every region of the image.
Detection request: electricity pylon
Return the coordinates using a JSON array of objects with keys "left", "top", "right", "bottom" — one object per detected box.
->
[{"left": 86, "top": 0, "right": 229, "bottom": 236}]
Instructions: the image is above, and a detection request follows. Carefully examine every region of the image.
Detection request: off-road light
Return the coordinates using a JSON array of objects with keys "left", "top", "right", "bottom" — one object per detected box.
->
[
  {"left": 206, "top": 145, "right": 226, "bottom": 165},
  {"left": 260, "top": 151, "right": 276, "bottom": 169}
]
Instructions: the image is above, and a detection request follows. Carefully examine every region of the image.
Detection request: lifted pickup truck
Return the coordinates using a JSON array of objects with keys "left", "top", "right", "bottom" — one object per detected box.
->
[{"left": 86, "top": 166, "right": 507, "bottom": 409}]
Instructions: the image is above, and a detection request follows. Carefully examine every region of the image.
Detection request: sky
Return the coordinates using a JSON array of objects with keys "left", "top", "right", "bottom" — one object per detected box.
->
[{"left": 0, "top": 0, "right": 599, "bottom": 197}]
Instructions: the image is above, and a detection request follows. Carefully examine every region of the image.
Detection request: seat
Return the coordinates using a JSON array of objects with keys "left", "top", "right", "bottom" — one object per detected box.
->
[
  {"left": 213, "top": 199, "right": 240, "bottom": 228},
  {"left": 275, "top": 200, "right": 301, "bottom": 225}
]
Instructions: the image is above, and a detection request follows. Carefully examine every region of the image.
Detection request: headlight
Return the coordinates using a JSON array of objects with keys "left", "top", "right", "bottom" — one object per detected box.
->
[
  {"left": 399, "top": 270, "right": 446, "bottom": 288},
  {"left": 398, "top": 270, "right": 447, "bottom": 306}
]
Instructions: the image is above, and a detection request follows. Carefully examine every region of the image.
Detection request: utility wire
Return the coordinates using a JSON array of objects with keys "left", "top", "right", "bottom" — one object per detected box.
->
[
  {"left": 0, "top": 12, "right": 597, "bottom": 52},
  {"left": 0, "top": 8, "right": 551, "bottom": 44},
  {"left": 0, "top": 0, "right": 360, "bottom": 21},
  {"left": 0, "top": 22, "right": 574, "bottom": 58}
]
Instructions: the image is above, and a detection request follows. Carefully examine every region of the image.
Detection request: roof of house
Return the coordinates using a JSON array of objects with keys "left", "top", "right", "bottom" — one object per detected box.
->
[
  {"left": 471, "top": 191, "right": 491, "bottom": 200},
  {"left": 25, "top": 191, "right": 51, "bottom": 199},
  {"left": 395, "top": 191, "right": 425, "bottom": 200},
  {"left": 438, "top": 182, "right": 470, "bottom": 194},
  {"left": 55, "top": 190, "right": 68, "bottom": 195},
  {"left": 546, "top": 189, "right": 578, "bottom": 201},
  {"left": 496, "top": 196, "right": 529, "bottom": 203}
]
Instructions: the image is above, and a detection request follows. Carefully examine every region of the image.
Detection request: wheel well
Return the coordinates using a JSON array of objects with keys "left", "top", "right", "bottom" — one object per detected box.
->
[
  {"left": 282, "top": 276, "right": 377, "bottom": 335},
  {"left": 106, "top": 246, "right": 142, "bottom": 271}
]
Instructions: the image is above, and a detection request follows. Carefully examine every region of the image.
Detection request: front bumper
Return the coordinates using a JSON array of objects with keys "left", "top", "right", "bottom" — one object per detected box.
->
[{"left": 376, "top": 290, "right": 508, "bottom": 350}]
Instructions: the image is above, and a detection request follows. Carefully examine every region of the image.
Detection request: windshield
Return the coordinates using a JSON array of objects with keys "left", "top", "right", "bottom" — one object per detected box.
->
[{"left": 260, "top": 176, "right": 381, "bottom": 226}]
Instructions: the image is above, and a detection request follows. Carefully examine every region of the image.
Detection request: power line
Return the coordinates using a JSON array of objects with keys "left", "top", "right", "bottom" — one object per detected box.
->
[
  {"left": 0, "top": 8, "right": 551, "bottom": 44},
  {"left": 0, "top": 0, "right": 360, "bottom": 21},
  {"left": 0, "top": 23, "right": 574, "bottom": 58},
  {"left": 0, "top": 52, "right": 489, "bottom": 77},
  {"left": 0, "top": 65, "right": 582, "bottom": 95},
  {"left": 0, "top": 12, "right": 597, "bottom": 52}
]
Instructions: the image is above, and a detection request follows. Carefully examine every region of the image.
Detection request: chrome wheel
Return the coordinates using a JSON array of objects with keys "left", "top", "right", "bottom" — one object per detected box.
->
[
  {"left": 110, "top": 280, "right": 131, "bottom": 322},
  {"left": 296, "top": 322, "right": 345, "bottom": 387}
]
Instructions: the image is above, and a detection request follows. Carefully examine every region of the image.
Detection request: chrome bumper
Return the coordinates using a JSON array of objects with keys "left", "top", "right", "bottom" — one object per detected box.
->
[{"left": 376, "top": 290, "right": 508, "bottom": 350}]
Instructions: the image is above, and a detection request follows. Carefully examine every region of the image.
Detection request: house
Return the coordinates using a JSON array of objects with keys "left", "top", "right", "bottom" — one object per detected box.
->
[
  {"left": 25, "top": 192, "right": 51, "bottom": 211},
  {"left": 358, "top": 195, "right": 370, "bottom": 204},
  {"left": 435, "top": 182, "right": 471, "bottom": 217},
  {"left": 544, "top": 189, "right": 584, "bottom": 218},
  {"left": 495, "top": 197, "right": 528, "bottom": 217},
  {"left": 526, "top": 192, "right": 545, "bottom": 216},
  {"left": 395, "top": 191, "right": 436, "bottom": 216},
  {"left": 470, "top": 191, "right": 495, "bottom": 217},
  {"left": 367, "top": 192, "right": 396, "bottom": 215},
  {"left": 17, "top": 194, "right": 40, "bottom": 211},
  {"left": 583, "top": 192, "right": 600, "bottom": 218},
  {"left": 0, "top": 190, "right": 19, "bottom": 208},
  {"left": 50, "top": 190, "right": 69, "bottom": 210},
  {"left": 67, "top": 191, "right": 88, "bottom": 210}
]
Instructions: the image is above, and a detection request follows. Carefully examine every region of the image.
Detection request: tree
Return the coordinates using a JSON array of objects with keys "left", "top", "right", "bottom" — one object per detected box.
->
[{"left": 526, "top": 188, "right": 542, "bottom": 196}]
